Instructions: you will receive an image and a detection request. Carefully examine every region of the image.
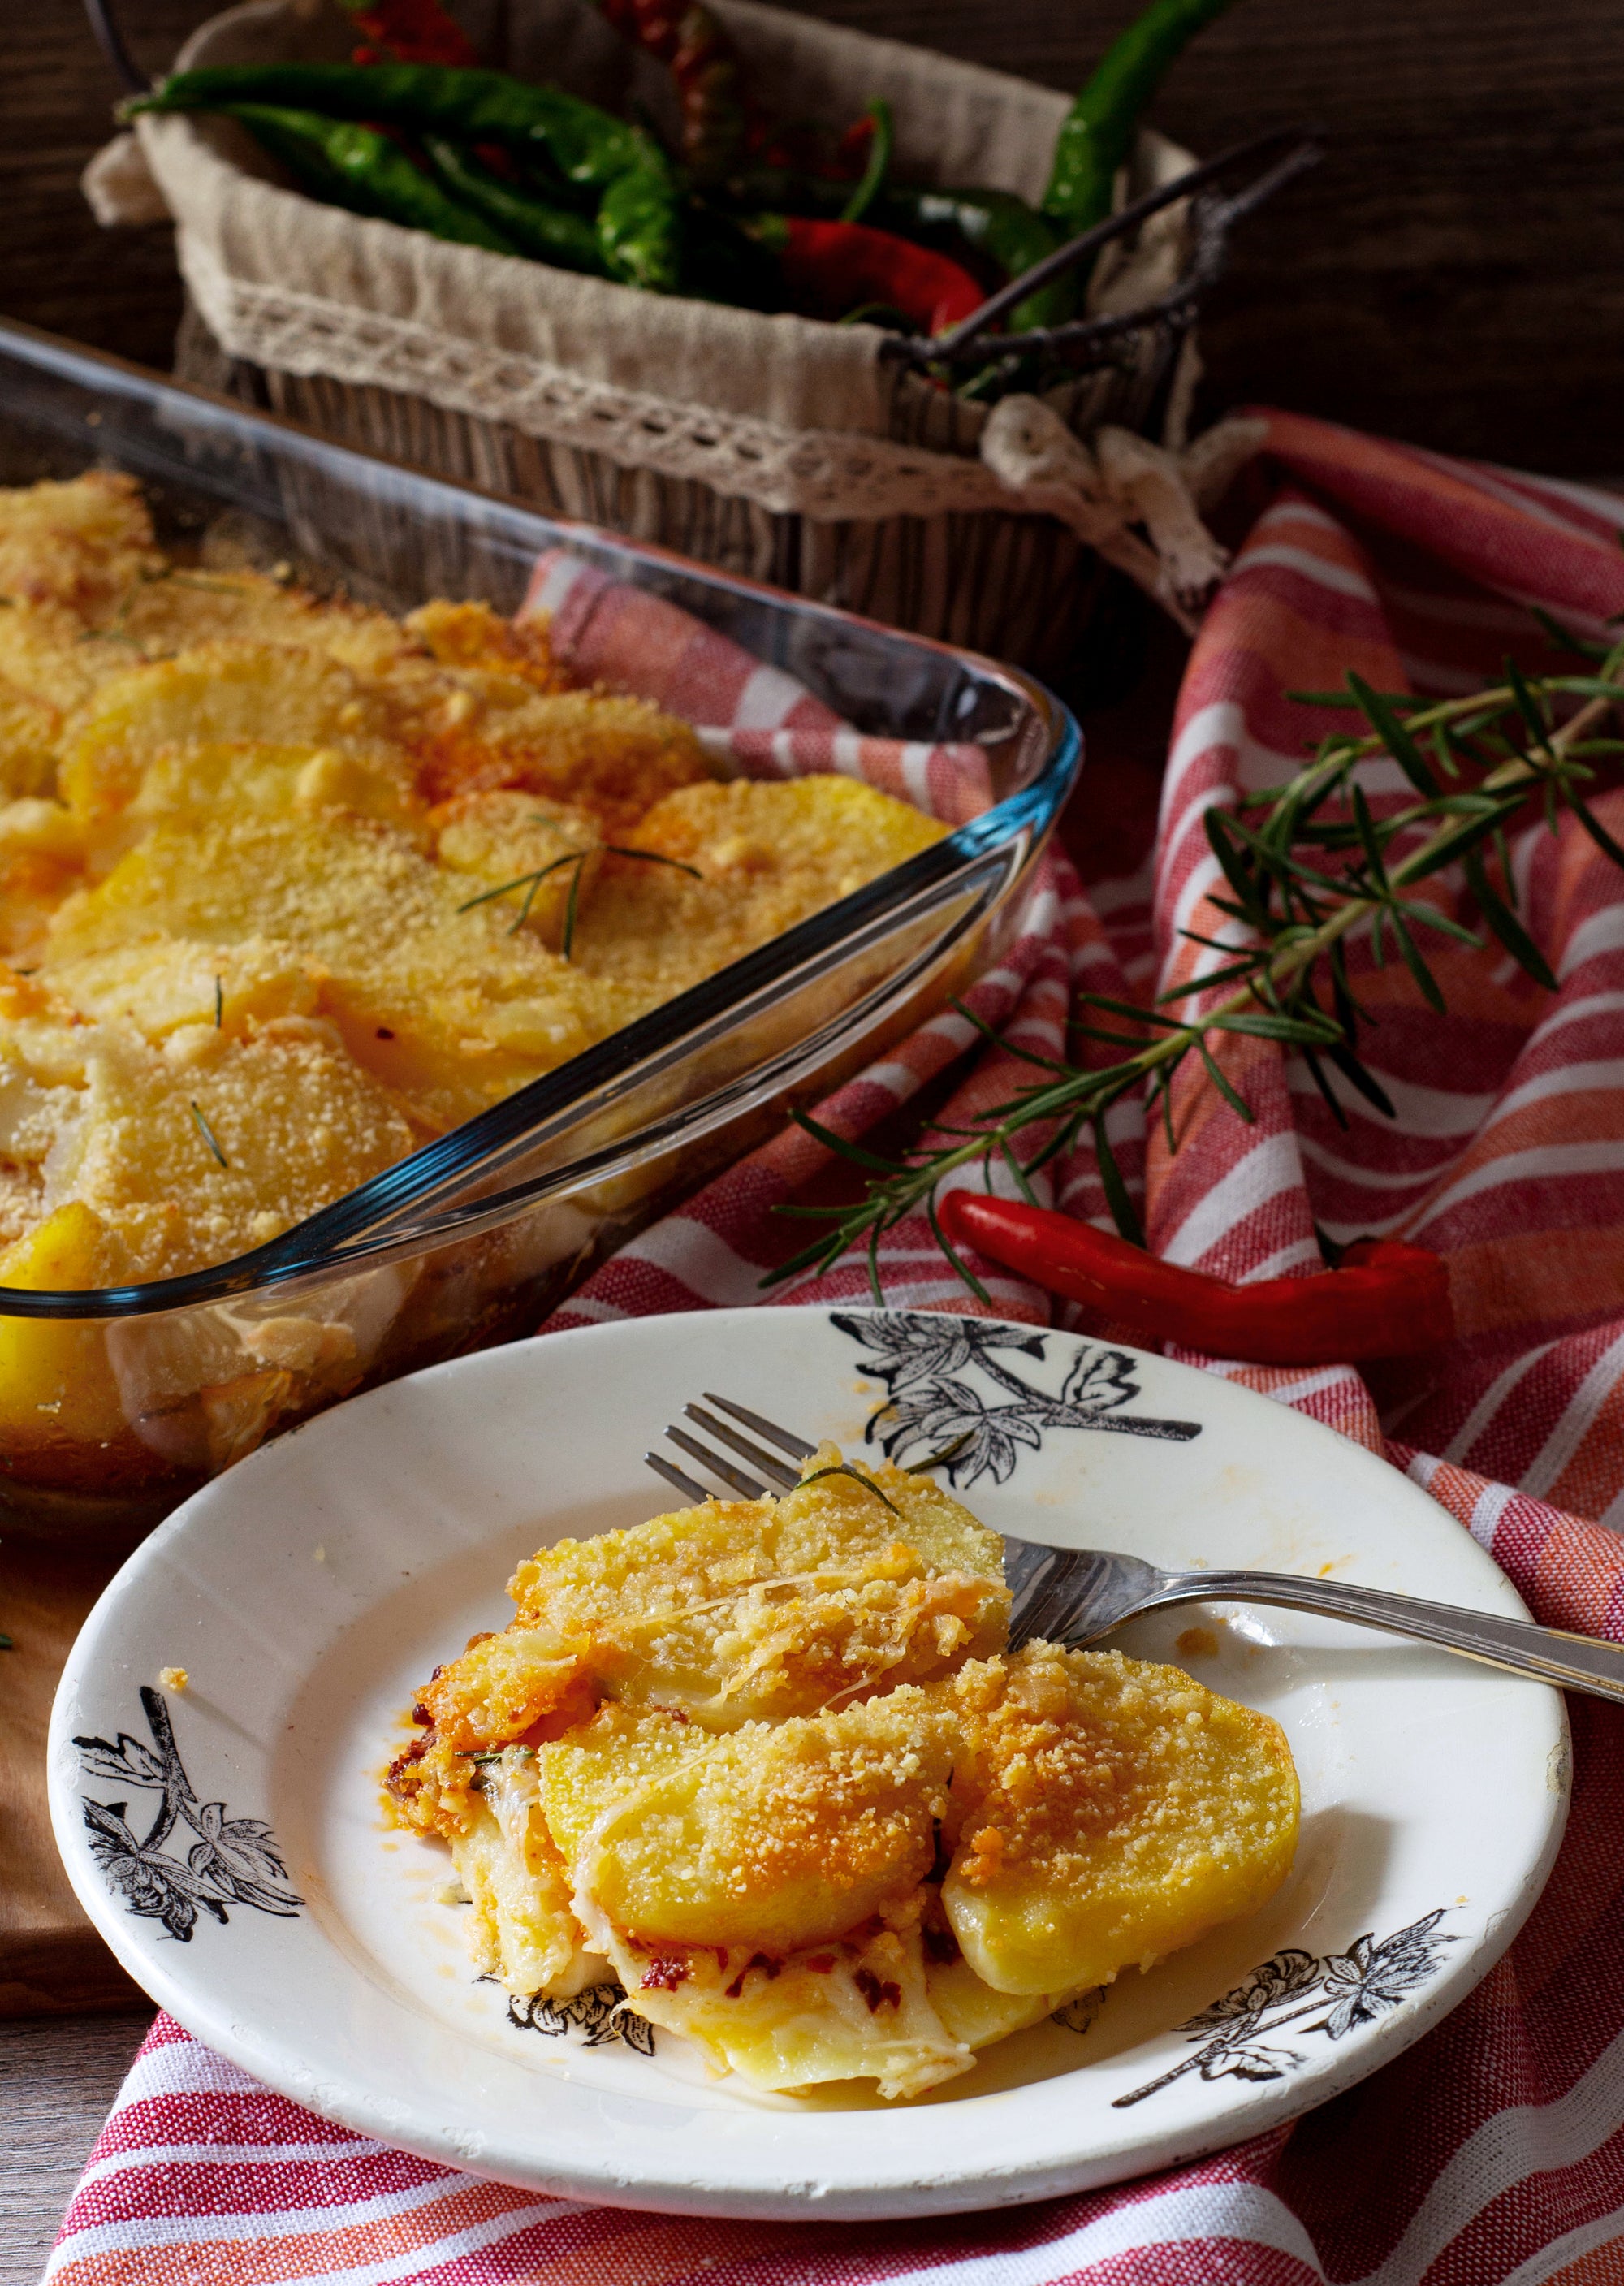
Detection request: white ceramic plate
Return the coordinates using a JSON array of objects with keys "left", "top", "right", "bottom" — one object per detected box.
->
[{"left": 50, "top": 1307, "right": 1569, "bottom": 2220}]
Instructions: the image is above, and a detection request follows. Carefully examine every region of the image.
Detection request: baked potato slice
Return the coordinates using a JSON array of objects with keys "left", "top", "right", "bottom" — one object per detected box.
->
[{"left": 943, "top": 1645, "right": 1300, "bottom": 1997}]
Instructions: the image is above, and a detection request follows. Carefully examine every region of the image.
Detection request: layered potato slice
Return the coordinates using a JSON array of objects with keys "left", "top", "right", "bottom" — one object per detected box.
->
[
  {"left": 56, "top": 643, "right": 421, "bottom": 839},
  {"left": 542, "top": 1692, "right": 956, "bottom": 1951},
  {"left": 536, "top": 1697, "right": 973, "bottom": 2099},
  {"left": 393, "top": 1460, "right": 1300, "bottom": 2102},
  {"left": 452, "top": 1748, "right": 609, "bottom": 2001},
  {"left": 943, "top": 1644, "right": 1301, "bottom": 1996},
  {"left": 41, "top": 814, "right": 628, "bottom": 1133},
  {"left": 0, "top": 470, "right": 159, "bottom": 621},
  {"left": 429, "top": 790, "right": 603, "bottom": 950},
  {"left": 572, "top": 777, "right": 947, "bottom": 1006},
  {"left": 416, "top": 681, "right": 711, "bottom": 833},
  {"left": 394, "top": 1446, "right": 1008, "bottom": 1837}
]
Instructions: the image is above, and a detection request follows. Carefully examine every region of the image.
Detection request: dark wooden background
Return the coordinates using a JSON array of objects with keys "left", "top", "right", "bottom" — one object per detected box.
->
[{"left": 8, "top": 0, "right": 1622, "bottom": 472}]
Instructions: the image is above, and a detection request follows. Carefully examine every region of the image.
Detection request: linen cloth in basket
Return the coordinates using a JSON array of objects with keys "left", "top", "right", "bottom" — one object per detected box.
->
[
  {"left": 48, "top": 414, "right": 1624, "bottom": 2285},
  {"left": 137, "top": 0, "right": 1209, "bottom": 673}
]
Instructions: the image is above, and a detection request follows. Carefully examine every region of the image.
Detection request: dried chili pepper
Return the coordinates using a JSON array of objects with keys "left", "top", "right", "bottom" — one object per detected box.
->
[
  {"left": 1043, "top": 0, "right": 1238, "bottom": 235},
  {"left": 939, "top": 1195, "right": 1454, "bottom": 1367},
  {"left": 335, "top": 0, "right": 476, "bottom": 68},
  {"left": 216, "top": 103, "right": 520, "bottom": 254},
  {"left": 751, "top": 214, "right": 983, "bottom": 335},
  {"left": 598, "top": 0, "right": 748, "bottom": 184},
  {"left": 129, "top": 63, "right": 683, "bottom": 291},
  {"left": 419, "top": 136, "right": 606, "bottom": 272}
]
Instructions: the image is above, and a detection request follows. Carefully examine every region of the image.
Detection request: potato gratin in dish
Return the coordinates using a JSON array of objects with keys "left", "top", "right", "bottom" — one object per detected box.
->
[
  {"left": 0, "top": 473, "right": 943, "bottom": 1474},
  {"left": 390, "top": 1451, "right": 1300, "bottom": 2102}
]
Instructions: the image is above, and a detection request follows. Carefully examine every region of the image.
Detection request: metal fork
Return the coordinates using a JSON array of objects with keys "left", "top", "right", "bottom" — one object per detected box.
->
[{"left": 647, "top": 1395, "right": 1624, "bottom": 1706}]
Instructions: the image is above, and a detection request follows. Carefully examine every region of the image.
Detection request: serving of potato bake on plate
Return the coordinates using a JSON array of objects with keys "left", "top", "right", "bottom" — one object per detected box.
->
[{"left": 50, "top": 1307, "right": 1567, "bottom": 2218}]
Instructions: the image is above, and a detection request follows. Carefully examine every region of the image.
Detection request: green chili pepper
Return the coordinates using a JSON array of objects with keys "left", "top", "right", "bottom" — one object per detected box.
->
[
  {"left": 594, "top": 147, "right": 685, "bottom": 293},
  {"left": 220, "top": 103, "right": 520, "bottom": 253},
  {"left": 128, "top": 63, "right": 683, "bottom": 291},
  {"left": 839, "top": 98, "right": 892, "bottom": 225},
  {"left": 879, "top": 184, "right": 1073, "bottom": 331},
  {"left": 419, "top": 136, "right": 607, "bottom": 273},
  {"left": 1042, "top": 0, "right": 1237, "bottom": 235}
]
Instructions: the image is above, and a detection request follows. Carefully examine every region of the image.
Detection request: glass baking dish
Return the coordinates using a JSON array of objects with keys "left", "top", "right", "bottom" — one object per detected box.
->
[{"left": 0, "top": 321, "right": 1082, "bottom": 1549}]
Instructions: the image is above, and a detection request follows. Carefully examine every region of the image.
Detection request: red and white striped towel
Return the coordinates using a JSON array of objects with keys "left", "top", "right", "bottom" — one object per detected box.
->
[{"left": 50, "top": 417, "right": 1624, "bottom": 2284}]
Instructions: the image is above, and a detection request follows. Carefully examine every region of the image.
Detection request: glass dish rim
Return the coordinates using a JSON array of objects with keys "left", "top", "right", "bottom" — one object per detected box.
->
[{"left": 0, "top": 319, "right": 1082, "bottom": 1322}]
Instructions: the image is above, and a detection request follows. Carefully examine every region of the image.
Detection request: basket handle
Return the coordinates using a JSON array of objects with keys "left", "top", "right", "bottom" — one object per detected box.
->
[
  {"left": 893, "top": 124, "right": 1324, "bottom": 368},
  {"left": 83, "top": 0, "right": 148, "bottom": 93}
]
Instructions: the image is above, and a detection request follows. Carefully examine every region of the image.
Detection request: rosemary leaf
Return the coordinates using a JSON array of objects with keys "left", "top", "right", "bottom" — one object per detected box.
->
[
  {"left": 1393, "top": 898, "right": 1484, "bottom": 949},
  {"left": 1203, "top": 807, "right": 1266, "bottom": 924},
  {"left": 797, "top": 1462, "right": 901, "bottom": 1515},
  {"left": 1570, "top": 797, "right": 1624, "bottom": 871},
  {"left": 1347, "top": 672, "right": 1439, "bottom": 795},
  {"left": 1532, "top": 605, "right": 1611, "bottom": 663},
  {"left": 1195, "top": 1039, "right": 1253, "bottom": 1123},
  {"left": 1298, "top": 1044, "right": 1350, "bottom": 1129},
  {"left": 1463, "top": 847, "right": 1557, "bottom": 989},
  {"left": 792, "top": 1108, "right": 909, "bottom": 1174},
  {"left": 950, "top": 993, "right": 1070, "bottom": 1073},
  {"left": 998, "top": 1136, "right": 1039, "bottom": 1205},
  {"left": 1389, "top": 910, "right": 1447, "bottom": 1014},
  {"left": 1091, "top": 1113, "right": 1144, "bottom": 1246},
  {"left": 189, "top": 1100, "right": 230, "bottom": 1168},
  {"left": 456, "top": 854, "right": 577, "bottom": 914},
  {"left": 926, "top": 1188, "right": 990, "bottom": 1304},
  {"left": 561, "top": 859, "right": 584, "bottom": 957},
  {"left": 601, "top": 845, "right": 705, "bottom": 879},
  {"left": 1350, "top": 784, "right": 1391, "bottom": 888},
  {"left": 909, "top": 1429, "right": 974, "bottom": 1473},
  {"left": 1324, "top": 1042, "right": 1397, "bottom": 1117},
  {"left": 1505, "top": 655, "right": 1553, "bottom": 753}
]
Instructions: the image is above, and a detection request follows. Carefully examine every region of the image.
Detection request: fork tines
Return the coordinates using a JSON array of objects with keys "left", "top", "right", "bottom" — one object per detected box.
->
[{"left": 645, "top": 1394, "right": 816, "bottom": 1506}]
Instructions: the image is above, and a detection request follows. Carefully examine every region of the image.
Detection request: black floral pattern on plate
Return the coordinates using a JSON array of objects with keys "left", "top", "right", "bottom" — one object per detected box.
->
[
  {"left": 1111, "top": 1910, "right": 1459, "bottom": 2107},
  {"left": 508, "top": 1981, "right": 656, "bottom": 2055},
  {"left": 75, "top": 1684, "right": 303, "bottom": 1942},
  {"left": 833, "top": 1311, "right": 1201, "bottom": 1487}
]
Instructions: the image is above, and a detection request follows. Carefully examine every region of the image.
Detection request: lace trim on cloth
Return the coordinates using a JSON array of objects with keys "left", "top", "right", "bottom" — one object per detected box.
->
[{"left": 179, "top": 232, "right": 1261, "bottom": 627}]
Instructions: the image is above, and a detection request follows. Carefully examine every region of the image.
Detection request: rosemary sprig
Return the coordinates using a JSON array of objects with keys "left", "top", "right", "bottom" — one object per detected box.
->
[
  {"left": 767, "top": 622, "right": 1624, "bottom": 1303},
  {"left": 456, "top": 843, "right": 702, "bottom": 948}
]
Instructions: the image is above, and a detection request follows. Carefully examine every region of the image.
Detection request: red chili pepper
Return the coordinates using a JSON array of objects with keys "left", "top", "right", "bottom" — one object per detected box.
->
[
  {"left": 598, "top": 0, "right": 748, "bottom": 182},
  {"left": 939, "top": 1195, "right": 1454, "bottom": 1366},
  {"left": 339, "top": 0, "right": 476, "bottom": 67},
  {"left": 756, "top": 215, "right": 984, "bottom": 335}
]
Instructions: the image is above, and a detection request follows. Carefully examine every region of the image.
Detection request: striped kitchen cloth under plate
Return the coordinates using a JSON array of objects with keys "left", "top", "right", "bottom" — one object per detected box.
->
[{"left": 50, "top": 413, "right": 1624, "bottom": 2284}]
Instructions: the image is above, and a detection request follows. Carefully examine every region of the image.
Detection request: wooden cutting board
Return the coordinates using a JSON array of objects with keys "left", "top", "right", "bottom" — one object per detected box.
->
[{"left": 0, "top": 1539, "right": 142, "bottom": 2016}]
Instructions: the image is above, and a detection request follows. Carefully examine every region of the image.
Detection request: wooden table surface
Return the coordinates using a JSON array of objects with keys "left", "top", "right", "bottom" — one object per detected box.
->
[
  {"left": 2, "top": 0, "right": 1618, "bottom": 2259},
  {"left": 1, "top": 2013, "right": 153, "bottom": 2284}
]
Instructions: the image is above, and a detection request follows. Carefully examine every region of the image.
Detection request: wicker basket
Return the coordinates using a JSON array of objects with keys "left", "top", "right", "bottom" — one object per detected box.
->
[{"left": 110, "top": 0, "right": 1307, "bottom": 677}]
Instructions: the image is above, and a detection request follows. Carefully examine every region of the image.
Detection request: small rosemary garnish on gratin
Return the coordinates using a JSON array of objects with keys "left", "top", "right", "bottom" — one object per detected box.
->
[
  {"left": 456, "top": 842, "right": 703, "bottom": 950},
  {"left": 189, "top": 1100, "right": 230, "bottom": 1168}
]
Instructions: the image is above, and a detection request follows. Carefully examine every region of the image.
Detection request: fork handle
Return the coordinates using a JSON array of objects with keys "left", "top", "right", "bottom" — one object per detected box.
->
[{"left": 1157, "top": 1569, "right": 1624, "bottom": 1705}]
